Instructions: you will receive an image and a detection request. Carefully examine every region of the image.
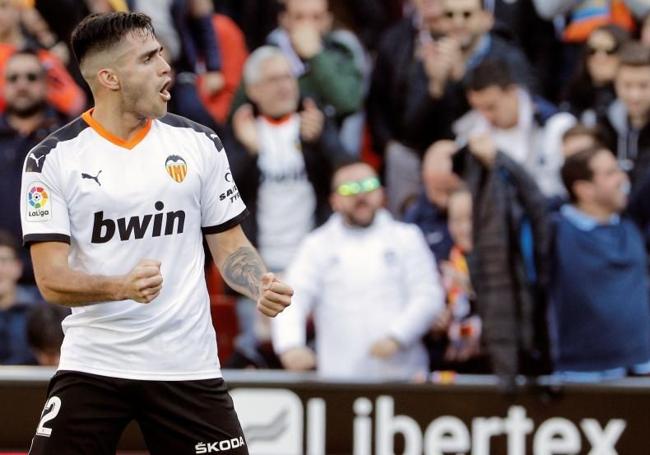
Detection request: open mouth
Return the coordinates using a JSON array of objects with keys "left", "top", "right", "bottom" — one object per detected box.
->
[{"left": 159, "top": 79, "right": 172, "bottom": 102}]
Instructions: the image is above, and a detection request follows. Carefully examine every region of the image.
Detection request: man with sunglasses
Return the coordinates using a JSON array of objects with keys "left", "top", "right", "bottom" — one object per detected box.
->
[
  {"left": 271, "top": 162, "right": 445, "bottom": 379},
  {"left": 0, "top": 50, "right": 68, "bottom": 285}
]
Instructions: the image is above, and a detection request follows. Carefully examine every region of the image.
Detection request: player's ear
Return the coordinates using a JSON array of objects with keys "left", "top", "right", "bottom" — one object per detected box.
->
[{"left": 97, "top": 68, "right": 120, "bottom": 91}]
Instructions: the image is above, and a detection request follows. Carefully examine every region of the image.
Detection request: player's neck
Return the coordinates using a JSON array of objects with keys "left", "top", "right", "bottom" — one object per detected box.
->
[{"left": 90, "top": 104, "right": 149, "bottom": 142}]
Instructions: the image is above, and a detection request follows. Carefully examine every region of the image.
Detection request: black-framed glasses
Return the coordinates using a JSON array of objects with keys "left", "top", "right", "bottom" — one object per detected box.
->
[
  {"left": 587, "top": 46, "right": 617, "bottom": 57},
  {"left": 336, "top": 176, "right": 381, "bottom": 196},
  {"left": 6, "top": 72, "right": 42, "bottom": 83}
]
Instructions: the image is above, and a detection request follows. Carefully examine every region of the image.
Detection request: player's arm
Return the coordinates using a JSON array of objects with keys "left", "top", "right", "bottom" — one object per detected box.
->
[
  {"left": 30, "top": 242, "right": 163, "bottom": 307},
  {"left": 205, "top": 225, "right": 293, "bottom": 317}
]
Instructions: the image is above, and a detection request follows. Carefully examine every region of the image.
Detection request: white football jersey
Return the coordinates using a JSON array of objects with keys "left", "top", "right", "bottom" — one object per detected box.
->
[{"left": 20, "top": 110, "right": 247, "bottom": 380}]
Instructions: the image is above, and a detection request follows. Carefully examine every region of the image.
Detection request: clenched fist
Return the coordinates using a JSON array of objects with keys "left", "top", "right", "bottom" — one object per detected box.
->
[
  {"left": 257, "top": 272, "right": 293, "bottom": 317},
  {"left": 121, "top": 259, "right": 163, "bottom": 303}
]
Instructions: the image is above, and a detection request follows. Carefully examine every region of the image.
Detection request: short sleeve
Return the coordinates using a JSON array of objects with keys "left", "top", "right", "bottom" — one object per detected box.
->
[
  {"left": 200, "top": 134, "right": 248, "bottom": 234},
  {"left": 20, "top": 146, "right": 71, "bottom": 245}
]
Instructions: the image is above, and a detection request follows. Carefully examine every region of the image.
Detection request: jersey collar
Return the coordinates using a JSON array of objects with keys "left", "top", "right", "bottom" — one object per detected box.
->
[{"left": 81, "top": 109, "right": 152, "bottom": 150}]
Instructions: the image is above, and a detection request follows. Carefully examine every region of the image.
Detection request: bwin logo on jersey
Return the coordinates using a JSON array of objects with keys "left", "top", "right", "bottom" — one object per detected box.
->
[
  {"left": 91, "top": 201, "right": 185, "bottom": 243},
  {"left": 165, "top": 155, "right": 187, "bottom": 183}
]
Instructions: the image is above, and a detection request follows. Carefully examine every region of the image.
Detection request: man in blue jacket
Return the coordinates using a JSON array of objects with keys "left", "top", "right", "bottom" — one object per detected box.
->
[{"left": 551, "top": 146, "right": 650, "bottom": 380}]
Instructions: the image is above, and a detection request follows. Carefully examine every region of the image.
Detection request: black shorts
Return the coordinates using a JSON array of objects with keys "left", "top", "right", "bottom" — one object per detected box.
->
[{"left": 29, "top": 371, "right": 249, "bottom": 455}]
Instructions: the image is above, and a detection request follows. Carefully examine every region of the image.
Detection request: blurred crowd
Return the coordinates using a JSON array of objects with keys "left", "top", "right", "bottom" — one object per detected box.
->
[{"left": 2, "top": 0, "right": 650, "bottom": 386}]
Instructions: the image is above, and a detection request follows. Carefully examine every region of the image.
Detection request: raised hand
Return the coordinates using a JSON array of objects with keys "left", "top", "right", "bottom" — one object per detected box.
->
[
  {"left": 233, "top": 104, "right": 259, "bottom": 154},
  {"left": 300, "top": 98, "right": 324, "bottom": 143},
  {"left": 290, "top": 24, "right": 323, "bottom": 59}
]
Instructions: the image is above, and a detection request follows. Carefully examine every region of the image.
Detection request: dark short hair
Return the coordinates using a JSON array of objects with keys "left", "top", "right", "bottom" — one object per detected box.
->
[
  {"left": 562, "top": 124, "right": 604, "bottom": 145},
  {"left": 71, "top": 12, "right": 155, "bottom": 65},
  {"left": 281, "top": 0, "right": 330, "bottom": 13},
  {"left": 561, "top": 146, "right": 609, "bottom": 203},
  {"left": 465, "top": 59, "right": 516, "bottom": 92},
  {"left": 0, "top": 230, "right": 20, "bottom": 258},
  {"left": 330, "top": 160, "right": 378, "bottom": 191},
  {"left": 618, "top": 41, "right": 650, "bottom": 68},
  {"left": 6, "top": 49, "right": 45, "bottom": 75}
]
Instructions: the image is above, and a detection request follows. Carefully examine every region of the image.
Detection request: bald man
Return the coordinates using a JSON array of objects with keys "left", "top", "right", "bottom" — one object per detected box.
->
[{"left": 404, "top": 140, "right": 462, "bottom": 263}]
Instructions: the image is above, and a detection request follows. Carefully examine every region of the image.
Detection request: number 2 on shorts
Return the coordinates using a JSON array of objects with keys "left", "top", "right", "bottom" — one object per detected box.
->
[{"left": 36, "top": 396, "right": 62, "bottom": 437}]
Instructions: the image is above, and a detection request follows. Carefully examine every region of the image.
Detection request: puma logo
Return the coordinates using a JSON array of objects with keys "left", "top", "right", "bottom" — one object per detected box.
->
[
  {"left": 28, "top": 153, "right": 45, "bottom": 167},
  {"left": 82, "top": 170, "right": 102, "bottom": 186}
]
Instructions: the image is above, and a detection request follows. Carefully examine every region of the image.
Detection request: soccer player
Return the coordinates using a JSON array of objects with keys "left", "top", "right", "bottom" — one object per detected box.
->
[{"left": 21, "top": 12, "right": 292, "bottom": 455}]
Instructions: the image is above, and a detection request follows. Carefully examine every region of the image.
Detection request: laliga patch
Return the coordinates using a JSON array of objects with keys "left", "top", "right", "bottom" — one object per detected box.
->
[{"left": 26, "top": 182, "right": 52, "bottom": 221}]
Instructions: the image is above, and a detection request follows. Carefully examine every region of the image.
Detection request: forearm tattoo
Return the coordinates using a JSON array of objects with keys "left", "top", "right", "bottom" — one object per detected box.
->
[{"left": 222, "top": 247, "right": 265, "bottom": 300}]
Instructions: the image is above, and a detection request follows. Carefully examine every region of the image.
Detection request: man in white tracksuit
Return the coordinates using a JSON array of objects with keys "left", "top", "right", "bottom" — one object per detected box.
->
[{"left": 272, "top": 162, "right": 445, "bottom": 379}]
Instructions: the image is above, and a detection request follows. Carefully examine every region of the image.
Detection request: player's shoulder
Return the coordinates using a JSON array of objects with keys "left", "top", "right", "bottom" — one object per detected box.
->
[
  {"left": 157, "top": 113, "right": 224, "bottom": 151},
  {"left": 25, "top": 116, "right": 89, "bottom": 173}
]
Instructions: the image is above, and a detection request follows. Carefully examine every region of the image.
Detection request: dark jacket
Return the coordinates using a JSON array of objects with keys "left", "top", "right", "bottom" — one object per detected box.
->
[
  {"left": 0, "top": 300, "right": 37, "bottom": 365},
  {"left": 455, "top": 149, "right": 551, "bottom": 382},
  {"left": 0, "top": 108, "right": 68, "bottom": 284},
  {"left": 597, "top": 100, "right": 650, "bottom": 190},
  {"left": 224, "top": 115, "right": 349, "bottom": 246},
  {"left": 550, "top": 209, "right": 650, "bottom": 372},
  {"left": 366, "top": 18, "right": 420, "bottom": 155},
  {"left": 403, "top": 193, "right": 453, "bottom": 264},
  {"left": 369, "top": 19, "right": 538, "bottom": 156}
]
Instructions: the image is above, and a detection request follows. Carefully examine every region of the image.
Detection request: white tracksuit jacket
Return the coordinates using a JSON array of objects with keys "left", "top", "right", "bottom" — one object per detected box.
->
[{"left": 271, "top": 210, "right": 445, "bottom": 380}]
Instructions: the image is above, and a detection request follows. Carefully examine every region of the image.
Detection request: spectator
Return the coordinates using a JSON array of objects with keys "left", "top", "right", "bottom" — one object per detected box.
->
[
  {"left": 454, "top": 59, "right": 575, "bottom": 198},
  {"left": 597, "top": 41, "right": 650, "bottom": 189},
  {"left": 271, "top": 162, "right": 444, "bottom": 379},
  {"left": 26, "top": 303, "right": 68, "bottom": 366},
  {"left": 267, "top": 0, "right": 364, "bottom": 120},
  {"left": 373, "top": 0, "right": 538, "bottom": 214},
  {"left": 230, "top": 0, "right": 365, "bottom": 154},
  {"left": 0, "top": 0, "right": 85, "bottom": 116},
  {"left": 429, "top": 186, "right": 484, "bottom": 372},
  {"left": 366, "top": 0, "right": 449, "bottom": 215},
  {"left": 0, "top": 50, "right": 68, "bottom": 283},
  {"left": 197, "top": 12, "right": 248, "bottom": 125},
  {"left": 0, "top": 230, "right": 40, "bottom": 365},
  {"left": 562, "top": 24, "right": 630, "bottom": 125},
  {"left": 404, "top": 140, "right": 460, "bottom": 264},
  {"left": 439, "top": 134, "right": 551, "bottom": 382},
  {"left": 484, "top": 0, "right": 561, "bottom": 100},
  {"left": 562, "top": 124, "right": 604, "bottom": 158},
  {"left": 532, "top": 0, "right": 640, "bottom": 94},
  {"left": 436, "top": 0, "right": 537, "bottom": 90},
  {"left": 551, "top": 147, "right": 650, "bottom": 380},
  {"left": 226, "top": 47, "right": 348, "bottom": 367}
]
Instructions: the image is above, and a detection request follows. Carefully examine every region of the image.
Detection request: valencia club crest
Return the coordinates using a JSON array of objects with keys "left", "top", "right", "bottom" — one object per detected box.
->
[{"left": 165, "top": 155, "right": 187, "bottom": 183}]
